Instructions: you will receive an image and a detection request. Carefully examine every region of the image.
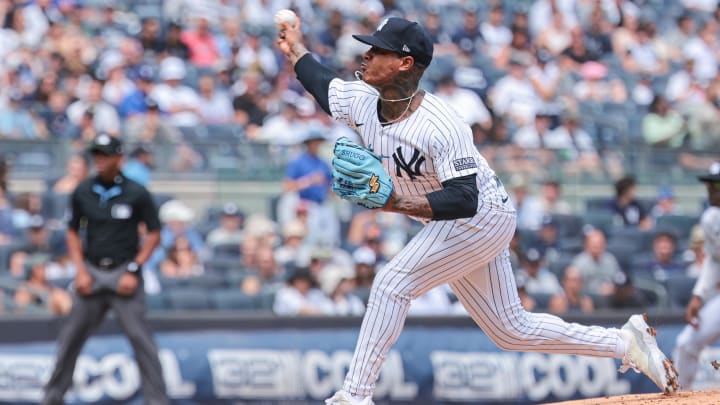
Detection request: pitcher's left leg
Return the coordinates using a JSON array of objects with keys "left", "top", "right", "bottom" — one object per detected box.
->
[
  {"left": 450, "top": 249, "right": 624, "bottom": 356},
  {"left": 450, "top": 249, "right": 678, "bottom": 392}
]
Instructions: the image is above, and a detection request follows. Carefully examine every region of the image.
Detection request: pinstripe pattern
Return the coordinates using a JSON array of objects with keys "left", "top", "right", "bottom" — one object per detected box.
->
[{"left": 328, "top": 78, "right": 625, "bottom": 397}]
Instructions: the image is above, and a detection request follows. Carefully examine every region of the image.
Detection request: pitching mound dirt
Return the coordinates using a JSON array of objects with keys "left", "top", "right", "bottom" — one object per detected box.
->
[{"left": 547, "top": 390, "right": 720, "bottom": 404}]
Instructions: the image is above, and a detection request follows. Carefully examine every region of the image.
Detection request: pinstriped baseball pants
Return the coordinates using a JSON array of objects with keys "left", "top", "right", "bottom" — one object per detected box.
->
[{"left": 343, "top": 201, "right": 625, "bottom": 396}]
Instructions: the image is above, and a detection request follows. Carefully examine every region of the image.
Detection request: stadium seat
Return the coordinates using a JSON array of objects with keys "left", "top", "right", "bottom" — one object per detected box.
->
[
  {"left": 548, "top": 254, "right": 575, "bottom": 278},
  {"left": 210, "top": 289, "right": 259, "bottom": 311},
  {"left": 158, "top": 275, "right": 188, "bottom": 289},
  {"left": 0, "top": 244, "right": 21, "bottom": 272},
  {"left": 557, "top": 238, "right": 583, "bottom": 255},
  {"left": 41, "top": 192, "right": 70, "bottom": 220},
  {"left": 584, "top": 198, "right": 613, "bottom": 213},
  {"left": 656, "top": 215, "right": 700, "bottom": 240},
  {"left": 145, "top": 293, "right": 168, "bottom": 312},
  {"left": 352, "top": 287, "right": 372, "bottom": 306},
  {"left": 551, "top": 214, "right": 584, "bottom": 239},
  {"left": 606, "top": 242, "right": 638, "bottom": 272},
  {"left": 212, "top": 243, "right": 241, "bottom": 260},
  {"left": 664, "top": 274, "right": 696, "bottom": 309},
  {"left": 187, "top": 273, "right": 227, "bottom": 289},
  {"left": 165, "top": 288, "right": 211, "bottom": 310},
  {"left": 582, "top": 211, "right": 614, "bottom": 235},
  {"left": 257, "top": 288, "right": 277, "bottom": 311},
  {"left": 205, "top": 257, "right": 242, "bottom": 273},
  {"left": 152, "top": 193, "right": 174, "bottom": 209},
  {"left": 224, "top": 270, "right": 249, "bottom": 286},
  {"left": 632, "top": 276, "right": 669, "bottom": 308},
  {"left": 589, "top": 293, "right": 609, "bottom": 310},
  {"left": 608, "top": 227, "right": 648, "bottom": 251},
  {"left": 530, "top": 292, "right": 554, "bottom": 310}
]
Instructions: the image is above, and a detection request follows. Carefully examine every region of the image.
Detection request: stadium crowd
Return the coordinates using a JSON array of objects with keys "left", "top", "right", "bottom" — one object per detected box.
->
[{"left": 0, "top": 0, "right": 718, "bottom": 316}]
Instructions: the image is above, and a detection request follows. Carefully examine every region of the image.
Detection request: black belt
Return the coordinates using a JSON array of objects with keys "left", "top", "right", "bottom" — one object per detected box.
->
[{"left": 87, "top": 257, "right": 128, "bottom": 269}]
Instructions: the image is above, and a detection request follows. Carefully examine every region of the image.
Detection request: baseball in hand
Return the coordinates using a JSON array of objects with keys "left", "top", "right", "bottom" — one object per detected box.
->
[{"left": 274, "top": 9, "right": 298, "bottom": 29}]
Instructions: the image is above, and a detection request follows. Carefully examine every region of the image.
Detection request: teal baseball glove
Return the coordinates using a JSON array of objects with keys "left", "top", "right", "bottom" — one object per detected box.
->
[{"left": 332, "top": 137, "right": 393, "bottom": 209}]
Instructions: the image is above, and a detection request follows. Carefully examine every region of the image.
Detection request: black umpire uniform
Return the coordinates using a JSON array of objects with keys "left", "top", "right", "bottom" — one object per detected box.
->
[{"left": 42, "top": 134, "right": 169, "bottom": 405}]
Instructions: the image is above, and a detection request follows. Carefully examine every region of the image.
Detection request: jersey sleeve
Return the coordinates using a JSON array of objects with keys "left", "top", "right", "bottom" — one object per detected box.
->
[
  {"left": 327, "top": 78, "right": 355, "bottom": 126},
  {"left": 67, "top": 188, "right": 83, "bottom": 231},
  {"left": 692, "top": 207, "right": 720, "bottom": 300},
  {"left": 137, "top": 188, "right": 161, "bottom": 232},
  {"left": 431, "top": 126, "right": 480, "bottom": 183}
]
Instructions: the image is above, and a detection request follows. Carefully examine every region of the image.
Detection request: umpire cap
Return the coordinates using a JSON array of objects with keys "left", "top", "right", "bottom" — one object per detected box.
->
[
  {"left": 88, "top": 133, "right": 123, "bottom": 155},
  {"left": 698, "top": 162, "right": 720, "bottom": 182},
  {"left": 353, "top": 17, "right": 433, "bottom": 67}
]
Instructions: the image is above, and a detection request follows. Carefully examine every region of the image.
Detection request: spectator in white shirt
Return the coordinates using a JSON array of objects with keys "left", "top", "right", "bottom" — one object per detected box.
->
[
  {"left": 434, "top": 74, "right": 491, "bottom": 131},
  {"left": 408, "top": 285, "right": 454, "bottom": 316},
  {"left": 535, "top": 8, "right": 573, "bottom": 56},
  {"left": 517, "top": 248, "right": 563, "bottom": 296},
  {"left": 513, "top": 113, "right": 553, "bottom": 148},
  {"left": 490, "top": 54, "right": 541, "bottom": 128},
  {"left": 623, "top": 22, "right": 669, "bottom": 76},
  {"left": 197, "top": 74, "right": 234, "bottom": 124},
  {"left": 509, "top": 174, "right": 545, "bottom": 231},
  {"left": 150, "top": 56, "right": 201, "bottom": 127},
  {"left": 66, "top": 77, "right": 120, "bottom": 136},
  {"left": 529, "top": 0, "right": 578, "bottom": 38},
  {"left": 682, "top": 0, "right": 719, "bottom": 12},
  {"left": 546, "top": 111, "right": 603, "bottom": 175},
  {"left": 663, "top": 14, "right": 696, "bottom": 62},
  {"left": 683, "top": 20, "right": 719, "bottom": 84},
  {"left": 480, "top": 5, "right": 512, "bottom": 58},
  {"left": 528, "top": 49, "right": 563, "bottom": 121},
  {"left": 235, "top": 29, "right": 279, "bottom": 78},
  {"left": 273, "top": 268, "right": 332, "bottom": 316},
  {"left": 100, "top": 53, "right": 136, "bottom": 107},
  {"left": 665, "top": 57, "right": 706, "bottom": 105},
  {"left": 318, "top": 265, "right": 365, "bottom": 316}
]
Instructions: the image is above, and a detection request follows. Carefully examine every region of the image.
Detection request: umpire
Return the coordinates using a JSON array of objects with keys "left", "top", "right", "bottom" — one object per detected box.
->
[{"left": 42, "top": 134, "right": 169, "bottom": 405}]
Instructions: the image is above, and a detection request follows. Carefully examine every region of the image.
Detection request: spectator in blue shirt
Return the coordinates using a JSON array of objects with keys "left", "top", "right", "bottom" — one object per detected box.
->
[
  {"left": 634, "top": 230, "right": 685, "bottom": 281},
  {"left": 610, "top": 176, "right": 653, "bottom": 230},
  {"left": 282, "top": 132, "right": 339, "bottom": 247},
  {"left": 283, "top": 132, "right": 332, "bottom": 205},
  {"left": 0, "top": 92, "right": 38, "bottom": 138},
  {"left": 122, "top": 144, "right": 154, "bottom": 186},
  {"left": 117, "top": 66, "right": 155, "bottom": 119}
]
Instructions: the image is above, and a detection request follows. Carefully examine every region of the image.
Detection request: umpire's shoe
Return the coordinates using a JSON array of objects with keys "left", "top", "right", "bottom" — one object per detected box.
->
[
  {"left": 619, "top": 314, "right": 680, "bottom": 393},
  {"left": 325, "top": 390, "right": 374, "bottom": 405}
]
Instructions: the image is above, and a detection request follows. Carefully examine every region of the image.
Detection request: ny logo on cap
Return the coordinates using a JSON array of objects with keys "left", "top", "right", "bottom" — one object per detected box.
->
[{"left": 377, "top": 18, "right": 389, "bottom": 31}]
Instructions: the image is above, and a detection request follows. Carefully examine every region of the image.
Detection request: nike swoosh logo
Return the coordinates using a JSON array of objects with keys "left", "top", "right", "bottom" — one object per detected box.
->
[
  {"left": 501, "top": 196, "right": 509, "bottom": 203},
  {"left": 354, "top": 122, "right": 364, "bottom": 127}
]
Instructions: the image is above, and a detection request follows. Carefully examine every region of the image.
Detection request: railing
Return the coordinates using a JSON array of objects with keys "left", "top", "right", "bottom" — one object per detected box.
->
[{"left": 1, "top": 133, "right": 716, "bottom": 183}]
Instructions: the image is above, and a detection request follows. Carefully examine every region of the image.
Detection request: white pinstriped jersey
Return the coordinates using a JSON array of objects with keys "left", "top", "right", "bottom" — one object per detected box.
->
[
  {"left": 693, "top": 206, "right": 720, "bottom": 301},
  {"left": 327, "top": 79, "right": 509, "bottom": 211}
]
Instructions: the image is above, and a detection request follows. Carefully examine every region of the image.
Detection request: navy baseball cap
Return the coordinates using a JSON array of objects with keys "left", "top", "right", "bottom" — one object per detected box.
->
[
  {"left": 698, "top": 162, "right": 720, "bottom": 182},
  {"left": 353, "top": 17, "right": 433, "bottom": 67},
  {"left": 88, "top": 133, "right": 123, "bottom": 155}
]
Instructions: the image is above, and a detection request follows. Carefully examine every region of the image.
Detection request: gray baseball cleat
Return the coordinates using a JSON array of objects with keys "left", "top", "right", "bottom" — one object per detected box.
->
[{"left": 619, "top": 314, "right": 679, "bottom": 393}]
